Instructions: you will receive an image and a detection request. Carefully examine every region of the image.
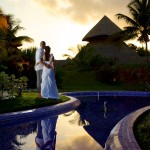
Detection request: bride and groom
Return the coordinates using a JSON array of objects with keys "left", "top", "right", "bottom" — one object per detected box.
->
[
  {"left": 35, "top": 41, "right": 59, "bottom": 150},
  {"left": 35, "top": 41, "right": 59, "bottom": 99}
]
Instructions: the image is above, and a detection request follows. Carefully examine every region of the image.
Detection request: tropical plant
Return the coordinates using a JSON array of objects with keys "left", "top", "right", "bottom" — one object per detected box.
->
[
  {"left": 128, "top": 43, "right": 138, "bottom": 52},
  {"left": 0, "top": 72, "right": 28, "bottom": 100},
  {"left": 115, "top": 0, "right": 150, "bottom": 64},
  {"left": 0, "top": 8, "right": 33, "bottom": 74},
  {"left": 63, "top": 44, "right": 97, "bottom": 70},
  {"left": 128, "top": 43, "right": 150, "bottom": 56},
  {"left": 137, "top": 47, "right": 149, "bottom": 56},
  {"left": 20, "top": 47, "right": 36, "bottom": 64},
  {"left": 19, "top": 47, "right": 37, "bottom": 88},
  {"left": 4, "top": 14, "right": 33, "bottom": 70},
  {"left": 0, "top": 8, "right": 7, "bottom": 65},
  {"left": 74, "top": 45, "right": 96, "bottom": 66}
]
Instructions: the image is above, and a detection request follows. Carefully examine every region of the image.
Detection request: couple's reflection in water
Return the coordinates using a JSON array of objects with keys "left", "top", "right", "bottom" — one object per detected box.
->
[
  {"left": 0, "top": 116, "right": 58, "bottom": 150},
  {"left": 35, "top": 116, "right": 58, "bottom": 150}
]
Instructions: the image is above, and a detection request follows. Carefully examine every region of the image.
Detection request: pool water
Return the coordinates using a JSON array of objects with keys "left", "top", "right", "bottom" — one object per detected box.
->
[
  {"left": 0, "top": 95, "right": 149, "bottom": 150},
  {"left": 0, "top": 114, "right": 101, "bottom": 150}
]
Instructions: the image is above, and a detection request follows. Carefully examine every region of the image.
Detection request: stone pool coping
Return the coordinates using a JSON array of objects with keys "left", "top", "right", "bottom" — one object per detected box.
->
[
  {"left": 105, "top": 106, "right": 150, "bottom": 150},
  {"left": 62, "top": 91, "right": 150, "bottom": 150},
  {"left": 0, "top": 96, "right": 80, "bottom": 128}
]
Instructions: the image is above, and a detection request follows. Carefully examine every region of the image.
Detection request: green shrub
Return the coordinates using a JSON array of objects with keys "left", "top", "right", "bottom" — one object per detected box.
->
[{"left": 0, "top": 72, "right": 28, "bottom": 100}]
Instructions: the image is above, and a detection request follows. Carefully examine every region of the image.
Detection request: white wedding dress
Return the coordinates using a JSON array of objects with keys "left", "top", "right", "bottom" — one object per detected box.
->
[
  {"left": 41, "top": 54, "right": 59, "bottom": 99},
  {"left": 35, "top": 116, "right": 58, "bottom": 150}
]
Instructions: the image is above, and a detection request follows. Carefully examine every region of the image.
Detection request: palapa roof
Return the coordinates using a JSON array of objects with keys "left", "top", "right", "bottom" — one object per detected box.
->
[{"left": 82, "top": 15, "right": 122, "bottom": 41}]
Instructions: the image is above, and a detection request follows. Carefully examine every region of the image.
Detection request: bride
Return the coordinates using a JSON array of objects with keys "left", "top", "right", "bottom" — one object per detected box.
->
[{"left": 41, "top": 46, "right": 59, "bottom": 99}]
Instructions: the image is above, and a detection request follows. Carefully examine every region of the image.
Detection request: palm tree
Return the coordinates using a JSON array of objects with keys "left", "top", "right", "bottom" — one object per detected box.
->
[
  {"left": 5, "top": 14, "right": 33, "bottom": 55},
  {"left": 0, "top": 12, "right": 33, "bottom": 73},
  {"left": 115, "top": 0, "right": 150, "bottom": 64},
  {"left": 0, "top": 8, "right": 8, "bottom": 68},
  {"left": 63, "top": 44, "right": 96, "bottom": 70}
]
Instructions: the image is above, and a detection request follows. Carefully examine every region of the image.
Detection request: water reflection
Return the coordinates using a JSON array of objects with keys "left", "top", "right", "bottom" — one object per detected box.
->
[
  {"left": 56, "top": 115, "right": 102, "bottom": 150},
  {"left": 35, "top": 116, "right": 58, "bottom": 150},
  {"left": 0, "top": 114, "right": 102, "bottom": 150},
  {"left": 56, "top": 135, "right": 101, "bottom": 150},
  {"left": 0, "top": 96, "right": 149, "bottom": 150},
  {"left": 65, "top": 96, "right": 150, "bottom": 147},
  {"left": 0, "top": 122, "right": 37, "bottom": 150},
  {"left": 103, "top": 101, "right": 107, "bottom": 118}
]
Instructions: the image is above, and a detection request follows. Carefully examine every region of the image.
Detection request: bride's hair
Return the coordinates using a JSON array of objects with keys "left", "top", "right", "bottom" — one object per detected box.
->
[{"left": 45, "top": 46, "right": 51, "bottom": 61}]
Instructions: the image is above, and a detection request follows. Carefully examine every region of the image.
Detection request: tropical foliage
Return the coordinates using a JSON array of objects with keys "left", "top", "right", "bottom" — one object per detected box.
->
[
  {"left": 0, "top": 7, "right": 33, "bottom": 74},
  {"left": 0, "top": 72, "right": 28, "bottom": 100},
  {"left": 115, "top": 0, "right": 150, "bottom": 64},
  {"left": 20, "top": 47, "right": 37, "bottom": 88},
  {"left": 128, "top": 43, "right": 150, "bottom": 56}
]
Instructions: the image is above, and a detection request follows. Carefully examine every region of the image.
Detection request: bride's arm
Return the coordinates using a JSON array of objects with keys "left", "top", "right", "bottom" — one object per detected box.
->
[
  {"left": 41, "top": 60, "right": 51, "bottom": 68},
  {"left": 52, "top": 56, "right": 56, "bottom": 74}
]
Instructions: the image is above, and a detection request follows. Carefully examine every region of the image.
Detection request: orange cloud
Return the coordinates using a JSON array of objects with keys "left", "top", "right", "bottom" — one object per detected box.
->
[{"left": 34, "top": 0, "right": 131, "bottom": 25}]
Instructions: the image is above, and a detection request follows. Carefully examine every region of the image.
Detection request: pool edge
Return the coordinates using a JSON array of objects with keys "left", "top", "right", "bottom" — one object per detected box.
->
[
  {"left": 62, "top": 91, "right": 150, "bottom": 150},
  {"left": 0, "top": 95, "right": 81, "bottom": 128},
  {"left": 0, "top": 90, "right": 149, "bottom": 150},
  {"left": 104, "top": 106, "right": 150, "bottom": 150}
]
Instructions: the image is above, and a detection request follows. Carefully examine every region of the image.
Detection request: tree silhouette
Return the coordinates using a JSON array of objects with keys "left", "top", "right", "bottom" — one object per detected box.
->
[{"left": 114, "top": 0, "right": 150, "bottom": 64}]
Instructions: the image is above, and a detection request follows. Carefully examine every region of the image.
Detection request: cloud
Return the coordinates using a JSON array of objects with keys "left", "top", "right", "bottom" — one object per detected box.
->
[{"left": 34, "top": 0, "right": 131, "bottom": 25}]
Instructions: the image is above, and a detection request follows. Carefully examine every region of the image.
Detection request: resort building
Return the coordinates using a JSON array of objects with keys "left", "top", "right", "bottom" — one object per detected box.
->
[{"left": 82, "top": 15, "right": 146, "bottom": 64}]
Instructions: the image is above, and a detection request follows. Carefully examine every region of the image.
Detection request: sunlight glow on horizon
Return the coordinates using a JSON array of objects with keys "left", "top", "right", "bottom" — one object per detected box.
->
[{"left": 0, "top": 0, "right": 149, "bottom": 60}]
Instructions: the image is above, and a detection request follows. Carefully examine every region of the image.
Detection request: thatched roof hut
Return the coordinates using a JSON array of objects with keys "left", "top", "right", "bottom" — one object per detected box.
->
[
  {"left": 82, "top": 15, "right": 146, "bottom": 64},
  {"left": 83, "top": 15, "right": 121, "bottom": 41}
]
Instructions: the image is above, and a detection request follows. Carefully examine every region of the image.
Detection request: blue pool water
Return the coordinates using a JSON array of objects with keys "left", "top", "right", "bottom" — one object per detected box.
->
[{"left": 0, "top": 92, "right": 150, "bottom": 150}]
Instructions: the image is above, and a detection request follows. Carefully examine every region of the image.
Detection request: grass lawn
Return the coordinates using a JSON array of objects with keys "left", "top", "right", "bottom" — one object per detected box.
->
[
  {"left": 0, "top": 92, "right": 69, "bottom": 114},
  {"left": 60, "top": 70, "right": 148, "bottom": 91}
]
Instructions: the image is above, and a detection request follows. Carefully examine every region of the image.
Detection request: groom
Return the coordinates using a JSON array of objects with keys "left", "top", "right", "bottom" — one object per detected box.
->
[{"left": 35, "top": 41, "right": 46, "bottom": 98}]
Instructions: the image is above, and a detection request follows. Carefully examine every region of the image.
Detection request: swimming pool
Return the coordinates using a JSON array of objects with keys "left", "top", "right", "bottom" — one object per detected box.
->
[{"left": 0, "top": 91, "right": 150, "bottom": 150}]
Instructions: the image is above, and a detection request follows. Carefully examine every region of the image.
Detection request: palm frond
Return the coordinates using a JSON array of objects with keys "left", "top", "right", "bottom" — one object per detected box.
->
[
  {"left": 6, "top": 14, "right": 21, "bottom": 29},
  {"left": 62, "top": 54, "right": 73, "bottom": 59},
  {"left": 128, "top": 5, "right": 139, "bottom": 18},
  {"left": 115, "top": 14, "right": 137, "bottom": 26},
  {"left": 116, "top": 0, "right": 150, "bottom": 64},
  {"left": 128, "top": 0, "right": 141, "bottom": 12},
  {"left": 0, "top": 7, "right": 5, "bottom": 16},
  {"left": 12, "top": 36, "right": 33, "bottom": 43},
  {"left": 11, "top": 25, "right": 24, "bottom": 35},
  {"left": 123, "top": 26, "right": 139, "bottom": 33}
]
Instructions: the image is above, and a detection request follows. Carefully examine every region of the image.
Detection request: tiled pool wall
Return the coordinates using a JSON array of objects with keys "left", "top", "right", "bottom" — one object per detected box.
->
[
  {"left": 62, "top": 91, "right": 150, "bottom": 97},
  {"left": 0, "top": 96, "right": 80, "bottom": 128},
  {"left": 62, "top": 91, "right": 150, "bottom": 150}
]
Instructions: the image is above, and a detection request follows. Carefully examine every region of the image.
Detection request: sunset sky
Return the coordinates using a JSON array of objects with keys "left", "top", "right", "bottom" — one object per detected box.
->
[{"left": 0, "top": 0, "right": 146, "bottom": 60}]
